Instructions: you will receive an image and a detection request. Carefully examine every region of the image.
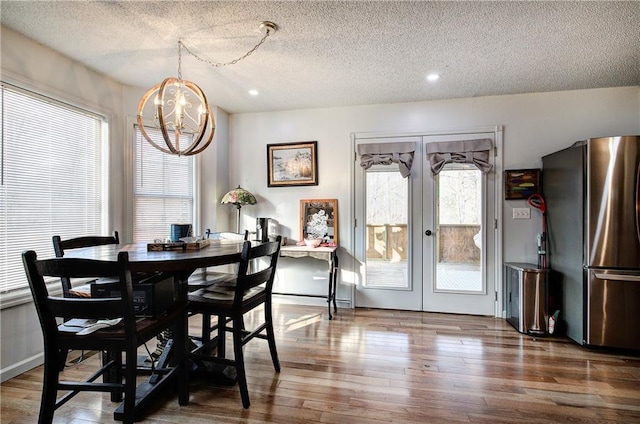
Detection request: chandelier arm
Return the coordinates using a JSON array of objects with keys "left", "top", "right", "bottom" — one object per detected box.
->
[
  {"left": 180, "top": 81, "right": 213, "bottom": 155},
  {"left": 137, "top": 82, "right": 177, "bottom": 155},
  {"left": 182, "top": 125, "right": 214, "bottom": 156},
  {"left": 157, "top": 78, "right": 180, "bottom": 154},
  {"left": 182, "top": 111, "right": 214, "bottom": 156},
  {"left": 136, "top": 117, "right": 175, "bottom": 155}
]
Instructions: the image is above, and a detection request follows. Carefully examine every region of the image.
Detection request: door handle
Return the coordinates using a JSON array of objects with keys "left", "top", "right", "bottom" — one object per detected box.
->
[
  {"left": 594, "top": 272, "right": 640, "bottom": 282},
  {"left": 425, "top": 230, "right": 432, "bottom": 236}
]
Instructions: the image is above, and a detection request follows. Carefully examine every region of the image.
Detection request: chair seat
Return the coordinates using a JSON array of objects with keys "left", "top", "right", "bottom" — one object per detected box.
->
[
  {"left": 54, "top": 306, "right": 185, "bottom": 357},
  {"left": 189, "top": 285, "right": 264, "bottom": 306},
  {"left": 187, "top": 230, "right": 248, "bottom": 293},
  {"left": 187, "top": 272, "right": 236, "bottom": 292}
]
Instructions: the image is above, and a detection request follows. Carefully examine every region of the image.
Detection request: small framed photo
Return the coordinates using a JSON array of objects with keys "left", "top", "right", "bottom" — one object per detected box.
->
[
  {"left": 267, "top": 141, "right": 318, "bottom": 187},
  {"left": 505, "top": 169, "right": 541, "bottom": 200}
]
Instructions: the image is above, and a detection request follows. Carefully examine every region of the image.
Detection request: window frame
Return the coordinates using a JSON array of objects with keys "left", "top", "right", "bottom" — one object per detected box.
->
[{"left": 129, "top": 122, "right": 199, "bottom": 244}]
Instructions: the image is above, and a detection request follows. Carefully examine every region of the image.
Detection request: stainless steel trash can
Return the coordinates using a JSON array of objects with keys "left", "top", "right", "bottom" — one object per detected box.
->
[{"left": 504, "top": 262, "right": 550, "bottom": 335}]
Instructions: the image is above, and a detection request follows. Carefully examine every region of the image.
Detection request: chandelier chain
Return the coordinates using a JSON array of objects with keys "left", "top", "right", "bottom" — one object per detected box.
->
[
  {"left": 177, "top": 40, "right": 183, "bottom": 80},
  {"left": 179, "top": 29, "right": 272, "bottom": 69}
]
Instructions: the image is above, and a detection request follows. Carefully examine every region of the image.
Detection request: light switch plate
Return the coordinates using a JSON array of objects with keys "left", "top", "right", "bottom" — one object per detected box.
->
[{"left": 513, "top": 207, "right": 531, "bottom": 219}]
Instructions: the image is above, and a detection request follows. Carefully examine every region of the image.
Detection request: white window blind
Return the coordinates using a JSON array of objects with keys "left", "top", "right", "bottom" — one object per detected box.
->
[
  {"left": 133, "top": 126, "right": 194, "bottom": 242},
  {"left": 0, "top": 83, "right": 106, "bottom": 293}
]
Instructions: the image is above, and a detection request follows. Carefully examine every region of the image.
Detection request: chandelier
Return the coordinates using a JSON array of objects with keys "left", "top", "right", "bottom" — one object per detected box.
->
[{"left": 137, "top": 22, "right": 278, "bottom": 156}]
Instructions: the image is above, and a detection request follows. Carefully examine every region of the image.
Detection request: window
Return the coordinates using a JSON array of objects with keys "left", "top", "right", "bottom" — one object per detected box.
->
[
  {"left": 0, "top": 83, "right": 106, "bottom": 293},
  {"left": 364, "top": 165, "right": 410, "bottom": 289},
  {"left": 133, "top": 126, "right": 194, "bottom": 242}
]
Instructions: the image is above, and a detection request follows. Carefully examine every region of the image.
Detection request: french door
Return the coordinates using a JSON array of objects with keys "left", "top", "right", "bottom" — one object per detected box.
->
[
  {"left": 354, "top": 130, "right": 500, "bottom": 316},
  {"left": 354, "top": 136, "right": 423, "bottom": 310},
  {"left": 421, "top": 133, "right": 497, "bottom": 315}
]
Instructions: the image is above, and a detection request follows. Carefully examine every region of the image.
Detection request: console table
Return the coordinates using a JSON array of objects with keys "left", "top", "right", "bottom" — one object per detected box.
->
[{"left": 277, "top": 245, "right": 339, "bottom": 319}]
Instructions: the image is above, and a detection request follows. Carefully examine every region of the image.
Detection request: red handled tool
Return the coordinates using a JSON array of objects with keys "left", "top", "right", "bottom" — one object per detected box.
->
[{"left": 528, "top": 193, "right": 547, "bottom": 269}]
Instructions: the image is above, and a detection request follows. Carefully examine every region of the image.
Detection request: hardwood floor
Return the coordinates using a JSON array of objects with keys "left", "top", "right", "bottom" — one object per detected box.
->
[{"left": 2, "top": 303, "right": 640, "bottom": 423}]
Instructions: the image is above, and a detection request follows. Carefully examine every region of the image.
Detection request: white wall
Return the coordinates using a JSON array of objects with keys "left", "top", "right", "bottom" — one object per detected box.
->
[{"left": 229, "top": 87, "right": 640, "bottom": 306}]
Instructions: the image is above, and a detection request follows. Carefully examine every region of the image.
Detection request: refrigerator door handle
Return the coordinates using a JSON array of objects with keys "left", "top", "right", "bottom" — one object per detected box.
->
[{"left": 594, "top": 272, "right": 640, "bottom": 282}]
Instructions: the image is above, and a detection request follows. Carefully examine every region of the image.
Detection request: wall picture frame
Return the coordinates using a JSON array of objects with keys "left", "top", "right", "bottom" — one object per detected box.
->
[
  {"left": 267, "top": 141, "right": 318, "bottom": 187},
  {"left": 505, "top": 168, "right": 541, "bottom": 200}
]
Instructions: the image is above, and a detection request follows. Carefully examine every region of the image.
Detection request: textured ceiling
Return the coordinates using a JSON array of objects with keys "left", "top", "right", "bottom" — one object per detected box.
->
[{"left": 1, "top": 1, "right": 639, "bottom": 114}]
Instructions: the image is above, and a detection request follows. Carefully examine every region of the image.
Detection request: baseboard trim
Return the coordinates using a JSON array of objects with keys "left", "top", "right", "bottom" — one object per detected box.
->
[{"left": 1, "top": 352, "right": 43, "bottom": 383}]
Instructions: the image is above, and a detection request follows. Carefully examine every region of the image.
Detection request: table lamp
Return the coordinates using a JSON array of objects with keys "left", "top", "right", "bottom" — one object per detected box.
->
[{"left": 221, "top": 186, "right": 257, "bottom": 233}]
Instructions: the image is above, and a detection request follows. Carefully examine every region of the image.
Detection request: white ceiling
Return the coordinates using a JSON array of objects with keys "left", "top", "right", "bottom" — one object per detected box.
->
[{"left": 1, "top": 1, "right": 639, "bottom": 114}]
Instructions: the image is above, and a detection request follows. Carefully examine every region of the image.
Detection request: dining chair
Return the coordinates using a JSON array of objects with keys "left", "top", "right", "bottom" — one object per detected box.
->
[
  {"left": 187, "top": 236, "right": 282, "bottom": 408},
  {"left": 186, "top": 230, "right": 249, "bottom": 355},
  {"left": 22, "top": 250, "right": 189, "bottom": 424},
  {"left": 52, "top": 231, "right": 120, "bottom": 298}
]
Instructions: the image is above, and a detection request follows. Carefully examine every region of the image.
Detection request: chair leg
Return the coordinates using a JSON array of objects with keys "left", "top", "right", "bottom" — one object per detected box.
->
[
  {"left": 57, "top": 349, "right": 68, "bottom": 371},
  {"left": 175, "top": 319, "right": 189, "bottom": 406},
  {"left": 103, "top": 350, "right": 124, "bottom": 402},
  {"left": 264, "top": 301, "right": 281, "bottom": 372},
  {"left": 232, "top": 316, "right": 250, "bottom": 409},
  {"left": 200, "top": 311, "right": 212, "bottom": 355},
  {"left": 217, "top": 315, "right": 226, "bottom": 358},
  {"left": 122, "top": 349, "right": 137, "bottom": 424},
  {"left": 39, "top": 354, "right": 58, "bottom": 424}
]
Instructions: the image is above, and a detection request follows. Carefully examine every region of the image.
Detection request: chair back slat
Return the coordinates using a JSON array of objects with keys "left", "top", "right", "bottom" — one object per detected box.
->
[
  {"left": 52, "top": 232, "right": 120, "bottom": 297},
  {"left": 48, "top": 297, "right": 126, "bottom": 320},
  {"left": 53, "top": 231, "right": 119, "bottom": 257},
  {"left": 234, "top": 238, "right": 281, "bottom": 300},
  {"left": 36, "top": 258, "right": 122, "bottom": 279}
]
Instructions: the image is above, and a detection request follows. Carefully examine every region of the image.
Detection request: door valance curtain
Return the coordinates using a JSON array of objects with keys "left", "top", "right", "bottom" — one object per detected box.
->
[
  {"left": 425, "top": 138, "right": 493, "bottom": 175},
  {"left": 357, "top": 142, "right": 416, "bottom": 178}
]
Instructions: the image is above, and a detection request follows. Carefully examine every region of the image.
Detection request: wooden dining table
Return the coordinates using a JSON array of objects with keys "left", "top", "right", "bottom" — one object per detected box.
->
[
  {"left": 63, "top": 239, "right": 252, "bottom": 419},
  {"left": 64, "top": 239, "right": 250, "bottom": 277}
]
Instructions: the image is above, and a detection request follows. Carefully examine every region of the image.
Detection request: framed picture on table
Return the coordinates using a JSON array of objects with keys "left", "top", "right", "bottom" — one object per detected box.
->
[
  {"left": 267, "top": 141, "right": 318, "bottom": 187},
  {"left": 300, "top": 198, "right": 338, "bottom": 245}
]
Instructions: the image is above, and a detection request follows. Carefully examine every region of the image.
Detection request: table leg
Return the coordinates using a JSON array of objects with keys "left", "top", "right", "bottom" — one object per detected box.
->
[
  {"left": 327, "top": 253, "right": 338, "bottom": 320},
  {"left": 327, "top": 267, "right": 333, "bottom": 320},
  {"left": 332, "top": 254, "right": 339, "bottom": 314}
]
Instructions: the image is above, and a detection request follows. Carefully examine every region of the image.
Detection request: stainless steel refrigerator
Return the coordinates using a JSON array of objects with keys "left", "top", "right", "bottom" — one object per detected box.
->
[{"left": 542, "top": 135, "right": 640, "bottom": 350}]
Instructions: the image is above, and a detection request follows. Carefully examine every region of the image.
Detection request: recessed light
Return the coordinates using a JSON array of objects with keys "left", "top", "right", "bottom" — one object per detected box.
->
[
  {"left": 426, "top": 73, "right": 441, "bottom": 82},
  {"left": 248, "top": 89, "right": 259, "bottom": 96}
]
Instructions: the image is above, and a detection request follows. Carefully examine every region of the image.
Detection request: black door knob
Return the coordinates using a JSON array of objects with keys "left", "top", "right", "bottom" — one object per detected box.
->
[{"left": 425, "top": 230, "right": 432, "bottom": 236}]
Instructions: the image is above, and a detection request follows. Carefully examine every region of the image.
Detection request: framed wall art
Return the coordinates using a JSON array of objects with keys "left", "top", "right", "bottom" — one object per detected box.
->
[
  {"left": 267, "top": 141, "right": 318, "bottom": 187},
  {"left": 505, "top": 168, "right": 541, "bottom": 200},
  {"left": 300, "top": 198, "right": 338, "bottom": 245}
]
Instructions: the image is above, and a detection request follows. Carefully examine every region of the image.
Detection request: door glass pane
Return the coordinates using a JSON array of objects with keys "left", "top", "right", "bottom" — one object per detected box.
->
[
  {"left": 435, "top": 164, "right": 483, "bottom": 292},
  {"left": 364, "top": 167, "right": 409, "bottom": 289}
]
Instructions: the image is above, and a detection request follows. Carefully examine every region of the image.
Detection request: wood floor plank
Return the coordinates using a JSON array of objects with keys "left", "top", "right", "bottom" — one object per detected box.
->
[{"left": 2, "top": 303, "right": 639, "bottom": 423}]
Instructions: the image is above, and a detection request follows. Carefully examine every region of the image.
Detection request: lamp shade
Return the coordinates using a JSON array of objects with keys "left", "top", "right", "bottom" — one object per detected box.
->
[{"left": 221, "top": 186, "right": 257, "bottom": 206}]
